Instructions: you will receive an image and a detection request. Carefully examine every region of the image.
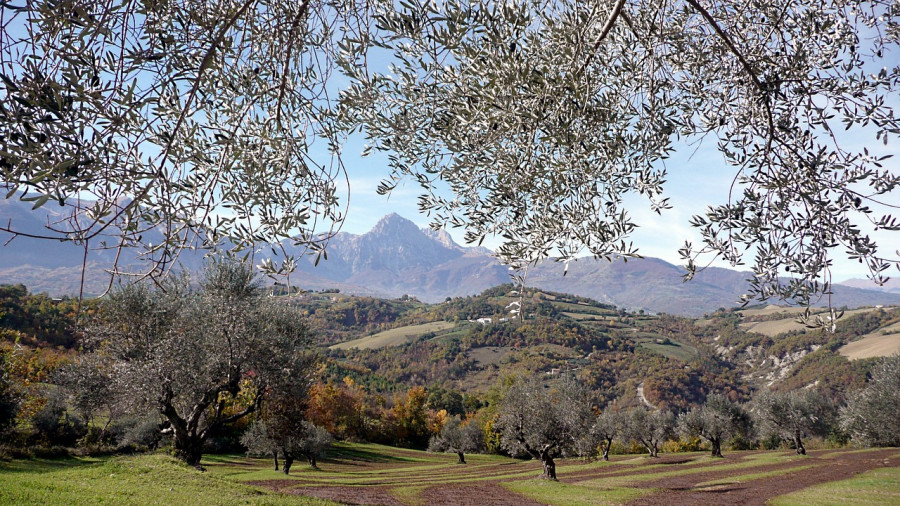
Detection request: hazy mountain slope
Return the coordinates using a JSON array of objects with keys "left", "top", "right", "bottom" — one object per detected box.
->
[{"left": 2, "top": 199, "right": 899, "bottom": 314}]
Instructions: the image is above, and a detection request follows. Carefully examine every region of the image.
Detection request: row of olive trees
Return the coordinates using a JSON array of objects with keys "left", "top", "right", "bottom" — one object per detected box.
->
[{"left": 477, "top": 360, "right": 900, "bottom": 480}]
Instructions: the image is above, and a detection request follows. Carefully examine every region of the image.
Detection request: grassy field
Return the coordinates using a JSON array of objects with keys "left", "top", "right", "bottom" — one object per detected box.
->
[
  {"left": 635, "top": 337, "right": 699, "bottom": 361},
  {"left": 3, "top": 445, "right": 898, "bottom": 505},
  {"left": 770, "top": 466, "right": 900, "bottom": 505},
  {"left": 0, "top": 454, "right": 332, "bottom": 505},
  {"left": 329, "top": 321, "right": 455, "bottom": 350}
]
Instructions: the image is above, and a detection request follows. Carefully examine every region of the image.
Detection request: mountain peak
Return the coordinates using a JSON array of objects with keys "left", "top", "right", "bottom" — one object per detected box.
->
[{"left": 370, "top": 213, "right": 419, "bottom": 235}]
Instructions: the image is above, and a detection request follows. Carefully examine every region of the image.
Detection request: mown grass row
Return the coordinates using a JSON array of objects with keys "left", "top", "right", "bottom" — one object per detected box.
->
[{"left": 2, "top": 445, "right": 898, "bottom": 505}]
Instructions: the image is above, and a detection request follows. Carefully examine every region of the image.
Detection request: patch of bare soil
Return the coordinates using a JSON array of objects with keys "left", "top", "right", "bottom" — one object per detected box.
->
[
  {"left": 420, "top": 483, "right": 546, "bottom": 506},
  {"left": 626, "top": 449, "right": 899, "bottom": 506},
  {"left": 559, "top": 452, "right": 758, "bottom": 482},
  {"left": 288, "top": 485, "right": 403, "bottom": 505}
]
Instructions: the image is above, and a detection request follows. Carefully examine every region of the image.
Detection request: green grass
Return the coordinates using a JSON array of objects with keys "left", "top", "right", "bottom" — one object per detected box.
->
[
  {"left": 329, "top": 321, "right": 455, "bottom": 350},
  {"left": 635, "top": 338, "right": 699, "bottom": 361},
  {"left": 0, "top": 454, "right": 333, "bottom": 505},
  {"left": 769, "top": 466, "right": 900, "bottom": 505},
  {"left": 502, "top": 479, "right": 653, "bottom": 505}
]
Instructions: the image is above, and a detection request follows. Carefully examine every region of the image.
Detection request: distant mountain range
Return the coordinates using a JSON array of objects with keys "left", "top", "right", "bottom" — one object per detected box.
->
[{"left": 1, "top": 200, "right": 898, "bottom": 315}]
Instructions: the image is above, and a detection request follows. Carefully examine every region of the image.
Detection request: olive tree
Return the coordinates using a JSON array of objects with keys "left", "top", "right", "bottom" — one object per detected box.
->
[
  {"left": 841, "top": 354, "right": 900, "bottom": 447},
  {"left": 678, "top": 394, "right": 751, "bottom": 457},
  {"left": 622, "top": 407, "right": 675, "bottom": 457},
  {"left": 79, "top": 259, "right": 316, "bottom": 467},
  {"left": 428, "top": 415, "right": 484, "bottom": 464},
  {"left": 242, "top": 419, "right": 333, "bottom": 473},
  {"left": 753, "top": 389, "right": 836, "bottom": 455},
  {"left": 593, "top": 408, "right": 624, "bottom": 461},
  {"left": 494, "top": 377, "right": 596, "bottom": 480},
  {"left": 3, "top": 1, "right": 900, "bottom": 308}
]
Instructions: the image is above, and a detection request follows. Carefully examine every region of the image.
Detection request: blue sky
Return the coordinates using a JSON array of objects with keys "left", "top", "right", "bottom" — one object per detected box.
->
[{"left": 336, "top": 130, "right": 900, "bottom": 284}]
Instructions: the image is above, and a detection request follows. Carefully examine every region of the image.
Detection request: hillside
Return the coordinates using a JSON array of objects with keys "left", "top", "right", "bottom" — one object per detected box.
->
[{"left": 296, "top": 286, "right": 900, "bottom": 411}]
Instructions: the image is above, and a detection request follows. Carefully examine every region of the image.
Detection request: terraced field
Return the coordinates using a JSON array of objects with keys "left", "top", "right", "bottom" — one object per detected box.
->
[{"left": 205, "top": 444, "right": 900, "bottom": 505}]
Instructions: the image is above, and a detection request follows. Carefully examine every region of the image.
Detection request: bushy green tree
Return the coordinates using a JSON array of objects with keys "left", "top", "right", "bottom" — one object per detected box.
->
[{"left": 0, "top": 350, "right": 20, "bottom": 436}]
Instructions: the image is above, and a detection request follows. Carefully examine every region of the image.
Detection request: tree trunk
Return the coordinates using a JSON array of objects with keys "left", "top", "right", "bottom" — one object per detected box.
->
[
  {"left": 794, "top": 432, "right": 806, "bottom": 456},
  {"left": 711, "top": 438, "right": 723, "bottom": 458},
  {"left": 173, "top": 432, "right": 204, "bottom": 469},
  {"left": 273, "top": 450, "right": 279, "bottom": 471},
  {"left": 307, "top": 454, "right": 318, "bottom": 469},
  {"left": 538, "top": 450, "right": 557, "bottom": 480},
  {"left": 282, "top": 456, "right": 294, "bottom": 475},
  {"left": 456, "top": 452, "right": 466, "bottom": 464},
  {"left": 601, "top": 437, "right": 612, "bottom": 461}
]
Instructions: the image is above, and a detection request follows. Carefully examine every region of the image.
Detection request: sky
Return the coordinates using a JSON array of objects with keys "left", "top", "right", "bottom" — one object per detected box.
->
[{"left": 334, "top": 127, "right": 900, "bottom": 285}]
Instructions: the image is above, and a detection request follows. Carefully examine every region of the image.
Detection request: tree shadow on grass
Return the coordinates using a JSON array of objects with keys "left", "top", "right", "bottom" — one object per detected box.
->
[{"left": 0, "top": 456, "right": 103, "bottom": 475}]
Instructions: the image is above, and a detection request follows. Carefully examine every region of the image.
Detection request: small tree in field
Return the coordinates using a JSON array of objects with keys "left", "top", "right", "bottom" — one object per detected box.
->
[
  {"left": 622, "top": 407, "right": 675, "bottom": 457},
  {"left": 428, "top": 415, "right": 484, "bottom": 464},
  {"left": 754, "top": 389, "right": 835, "bottom": 455},
  {"left": 79, "top": 259, "right": 316, "bottom": 467},
  {"left": 841, "top": 354, "right": 900, "bottom": 448},
  {"left": 593, "top": 408, "right": 624, "bottom": 461},
  {"left": 494, "top": 377, "right": 595, "bottom": 480},
  {"left": 242, "top": 419, "right": 333, "bottom": 474},
  {"left": 678, "top": 394, "right": 751, "bottom": 458}
]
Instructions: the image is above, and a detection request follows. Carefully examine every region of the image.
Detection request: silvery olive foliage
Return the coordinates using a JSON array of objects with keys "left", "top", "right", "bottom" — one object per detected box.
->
[
  {"left": 753, "top": 388, "right": 836, "bottom": 455},
  {"left": 79, "top": 259, "right": 316, "bottom": 466},
  {"left": 242, "top": 419, "right": 333, "bottom": 473},
  {"left": 2, "top": 1, "right": 899, "bottom": 311},
  {"left": 428, "top": 414, "right": 485, "bottom": 463},
  {"left": 493, "top": 377, "right": 596, "bottom": 480},
  {"left": 840, "top": 353, "right": 900, "bottom": 447},
  {"left": 621, "top": 406, "right": 675, "bottom": 457},
  {"left": 0, "top": 0, "right": 364, "bottom": 282},
  {"left": 342, "top": 0, "right": 900, "bottom": 312},
  {"left": 677, "top": 393, "right": 751, "bottom": 457}
]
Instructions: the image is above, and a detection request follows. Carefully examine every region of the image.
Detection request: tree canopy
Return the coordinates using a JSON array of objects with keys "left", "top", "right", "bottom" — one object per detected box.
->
[
  {"left": 1, "top": 0, "right": 898, "bottom": 307},
  {"left": 76, "top": 260, "right": 316, "bottom": 466}
]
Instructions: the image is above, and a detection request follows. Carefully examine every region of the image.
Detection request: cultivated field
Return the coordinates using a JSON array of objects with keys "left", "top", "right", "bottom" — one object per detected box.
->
[
  {"left": 840, "top": 322, "right": 900, "bottom": 360},
  {"left": 329, "top": 322, "right": 455, "bottom": 350},
  {"left": 214, "top": 444, "right": 900, "bottom": 505},
  {"left": 739, "top": 307, "right": 886, "bottom": 337},
  {"left": 2, "top": 444, "right": 899, "bottom": 505}
]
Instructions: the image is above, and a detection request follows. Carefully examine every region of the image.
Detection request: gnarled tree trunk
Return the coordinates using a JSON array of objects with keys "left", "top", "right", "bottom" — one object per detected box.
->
[
  {"left": 282, "top": 456, "right": 294, "bottom": 475},
  {"left": 306, "top": 453, "right": 318, "bottom": 469},
  {"left": 273, "top": 450, "right": 279, "bottom": 471},
  {"left": 711, "top": 437, "right": 723, "bottom": 458},
  {"left": 173, "top": 431, "right": 204, "bottom": 469},
  {"left": 537, "top": 449, "right": 557, "bottom": 480},
  {"left": 794, "top": 431, "right": 806, "bottom": 455},
  {"left": 456, "top": 452, "right": 466, "bottom": 464}
]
